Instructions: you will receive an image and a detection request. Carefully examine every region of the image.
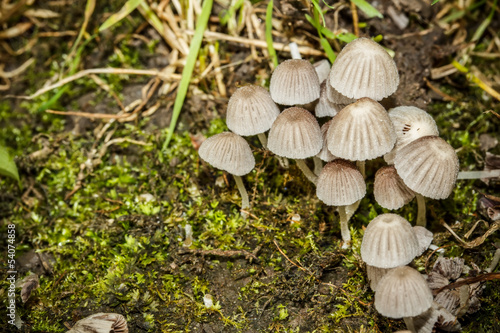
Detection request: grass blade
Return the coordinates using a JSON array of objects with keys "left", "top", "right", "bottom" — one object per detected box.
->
[
  {"left": 350, "top": 0, "right": 383, "bottom": 19},
  {"left": 98, "top": 0, "right": 142, "bottom": 32},
  {"left": 0, "top": 145, "right": 20, "bottom": 186},
  {"left": 137, "top": 1, "right": 165, "bottom": 36},
  {"left": 161, "top": 0, "right": 214, "bottom": 151},
  {"left": 265, "top": 0, "right": 278, "bottom": 69}
]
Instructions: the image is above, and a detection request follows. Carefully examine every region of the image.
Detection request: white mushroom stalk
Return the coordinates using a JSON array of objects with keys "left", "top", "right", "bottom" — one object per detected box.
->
[
  {"left": 234, "top": 175, "right": 250, "bottom": 213},
  {"left": 457, "top": 169, "right": 500, "bottom": 179},
  {"left": 296, "top": 159, "right": 318, "bottom": 184}
]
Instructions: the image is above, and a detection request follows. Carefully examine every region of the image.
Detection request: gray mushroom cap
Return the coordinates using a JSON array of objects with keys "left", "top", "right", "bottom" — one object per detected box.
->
[
  {"left": 316, "top": 159, "right": 366, "bottom": 206},
  {"left": 329, "top": 37, "right": 399, "bottom": 100},
  {"left": 226, "top": 85, "right": 280, "bottom": 136},
  {"left": 361, "top": 213, "right": 420, "bottom": 268},
  {"left": 394, "top": 135, "right": 459, "bottom": 199},
  {"left": 270, "top": 59, "right": 321, "bottom": 105},
  {"left": 375, "top": 266, "right": 433, "bottom": 318},
  {"left": 198, "top": 132, "right": 255, "bottom": 176},
  {"left": 267, "top": 107, "right": 322, "bottom": 159},
  {"left": 374, "top": 165, "right": 415, "bottom": 210},
  {"left": 326, "top": 98, "right": 396, "bottom": 161}
]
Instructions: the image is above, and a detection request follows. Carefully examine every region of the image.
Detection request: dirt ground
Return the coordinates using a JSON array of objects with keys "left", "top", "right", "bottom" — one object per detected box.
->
[{"left": 1, "top": 0, "right": 500, "bottom": 332}]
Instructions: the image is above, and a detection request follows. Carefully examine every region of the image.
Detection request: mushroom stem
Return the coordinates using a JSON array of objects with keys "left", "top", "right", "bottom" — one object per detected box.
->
[
  {"left": 403, "top": 317, "right": 416, "bottom": 332},
  {"left": 356, "top": 160, "right": 366, "bottom": 179},
  {"left": 313, "top": 156, "right": 323, "bottom": 176},
  {"left": 457, "top": 169, "right": 500, "bottom": 179},
  {"left": 234, "top": 175, "right": 250, "bottom": 216},
  {"left": 416, "top": 193, "right": 427, "bottom": 227},
  {"left": 296, "top": 159, "right": 318, "bottom": 184},
  {"left": 338, "top": 205, "right": 351, "bottom": 248},
  {"left": 289, "top": 42, "right": 302, "bottom": 59},
  {"left": 486, "top": 248, "right": 500, "bottom": 273},
  {"left": 257, "top": 133, "right": 268, "bottom": 149}
]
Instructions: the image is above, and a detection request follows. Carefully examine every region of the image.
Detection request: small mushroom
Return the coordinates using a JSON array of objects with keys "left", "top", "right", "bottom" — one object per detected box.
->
[
  {"left": 374, "top": 165, "right": 415, "bottom": 210},
  {"left": 394, "top": 135, "right": 459, "bottom": 227},
  {"left": 269, "top": 59, "right": 321, "bottom": 105},
  {"left": 375, "top": 266, "right": 433, "bottom": 324},
  {"left": 226, "top": 85, "right": 280, "bottom": 148},
  {"left": 316, "top": 159, "right": 366, "bottom": 246},
  {"left": 267, "top": 107, "right": 322, "bottom": 184},
  {"left": 328, "top": 37, "right": 399, "bottom": 100},
  {"left": 198, "top": 132, "right": 255, "bottom": 214},
  {"left": 67, "top": 313, "right": 128, "bottom": 333}
]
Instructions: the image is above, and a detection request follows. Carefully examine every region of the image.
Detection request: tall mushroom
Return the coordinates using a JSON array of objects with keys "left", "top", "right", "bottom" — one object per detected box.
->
[{"left": 198, "top": 132, "right": 255, "bottom": 215}]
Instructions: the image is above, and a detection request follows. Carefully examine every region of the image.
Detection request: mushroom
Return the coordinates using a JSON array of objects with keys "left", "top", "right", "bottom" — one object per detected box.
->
[
  {"left": 198, "top": 132, "right": 255, "bottom": 214},
  {"left": 373, "top": 165, "right": 415, "bottom": 210},
  {"left": 67, "top": 313, "right": 128, "bottom": 333},
  {"left": 269, "top": 59, "right": 321, "bottom": 105},
  {"left": 267, "top": 107, "right": 322, "bottom": 184},
  {"left": 316, "top": 159, "right": 366, "bottom": 247},
  {"left": 328, "top": 37, "right": 399, "bottom": 100},
  {"left": 315, "top": 81, "right": 343, "bottom": 118},
  {"left": 226, "top": 85, "right": 280, "bottom": 148},
  {"left": 375, "top": 266, "right": 434, "bottom": 330},
  {"left": 394, "top": 135, "right": 459, "bottom": 227}
]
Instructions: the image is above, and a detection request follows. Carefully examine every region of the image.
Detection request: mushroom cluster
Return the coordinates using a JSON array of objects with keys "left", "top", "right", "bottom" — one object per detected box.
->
[{"left": 198, "top": 37, "right": 459, "bottom": 247}]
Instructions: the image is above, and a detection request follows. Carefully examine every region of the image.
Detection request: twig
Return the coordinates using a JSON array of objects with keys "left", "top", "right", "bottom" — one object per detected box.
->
[
  {"left": 8, "top": 68, "right": 182, "bottom": 100},
  {"left": 350, "top": 1, "right": 359, "bottom": 37},
  {"left": 433, "top": 272, "right": 500, "bottom": 296},
  {"left": 273, "top": 239, "right": 313, "bottom": 275},
  {"left": 185, "top": 30, "right": 325, "bottom": 56},
  {"left": 440, "top": 219, "right": 500, "bottom": 249}
]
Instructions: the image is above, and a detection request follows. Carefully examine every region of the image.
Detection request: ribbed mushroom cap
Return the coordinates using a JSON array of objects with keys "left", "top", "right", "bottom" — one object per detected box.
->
[
  {"left": 366, "top": 265, "right": 394, "bottom": 291},
  {"left": 326, "top": 98, "right": 396, "bottom": 161},
  {"left": 413, "top": 226, "right": 433, "bottom": 256},
  {"left": 316, "top": 120, "right": 337, "bottom": 162},
  {"left": 329, "top": 37, "right": 399, "bottom": 100},
  {"left": 361, "top": 213, "right": 419, "bottom": 268},
  {"left": 374, "top": 165, "right": 415, "bottom": 210},
  {"left": 267, "top": 107, "right": 322, "bottom": 159},
  {"left": 67, "top": 313, "right": 128, "bottom": 333},
  {"left": 325, "top": 74, "right": 355, "bottom": 105},
  {"left": 198, "top": 132, "right": 255, "bottom": 176},
  {"left": 384, "top": 106, "right": 439, "bottom": 164},
  {"left": 315, "top": 82, "right": 342, "bottom": 118},
  {"left": 270, "top": 59, "right": 320, "bottom": 105},
  {"left": 375, "top": 266, "right": 433, "bottom": 318},
  {"left": 313, "top": 59, "right": 331, "bottom": 84},
  {"left": 316, "top": 159, "right": 366, "bottom": 206},
  {"left": 394, "top": 136, "right": 459, "bottom": 199},
  {"left": 226, "top": 85, "right": 280, "bottom": 136}
]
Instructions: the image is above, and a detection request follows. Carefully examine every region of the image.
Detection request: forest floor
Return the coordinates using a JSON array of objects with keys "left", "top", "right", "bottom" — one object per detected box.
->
[{"left": 0, "top": 0, "right": 500, "bottom": 332}]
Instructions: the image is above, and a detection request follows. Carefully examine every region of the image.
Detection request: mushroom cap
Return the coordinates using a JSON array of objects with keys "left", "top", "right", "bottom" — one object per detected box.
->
[
  {"left": 394, "top": 136, "right": 459, "bottom": 199},
  {"left": 316, "top": 159, "right": 366, "bottom": 206},
  {"left": 316, "top": 119, "right": 337, "bottom": 162},
  {"left": 226, "top": 85, "right": 280, "bottom": 136},
  {"left": 412, "top": 226, "right": 433, "bottom": 256},
  {"left": 270, "top": 59, "right": 321, "bottom": 105},
  {"left": 67, "top": 313, "right": 128, "bottom": 333},
  {"left": 374, "top": 165, "right": 415, "bottom": 210},
  {"left": 384, "top": 106, "right": 439, "bottom": 164},
  {"left": 198, "top": 132, "right": 255, "bottom": 176},
  {"left": 267, "top": 107, "right": 322, "bottom": 159},
  {"left": 315, "top": 81, "right": 342, "bottom": 118},
  {"left": 329, "top": 37, "right": 399, "bottom": 100},
  {"left": 361, "top": 213, "right": 420, "bottom": 268},
  {"left": 375, "top": 266, "right": 433, "bottom": 318},
  {"left": 313, "top": 59, "right": 331, "bottom": 84},
  {"left": 326, "top": 98, "right": 396, "bottom": 161}
]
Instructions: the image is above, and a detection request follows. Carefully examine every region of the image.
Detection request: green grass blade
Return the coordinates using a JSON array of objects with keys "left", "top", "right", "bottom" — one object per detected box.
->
[
  {"left": 265, "top": 0, "right": 278, "bottom": 68},
  {"left": 471, "top": 0, "right": 497, "bottom": 42},
  {"left": 350, "top": 0, "right": 383, "bottom": 19},
  {"left": 320, "top": 37, "right": 336, "bottom": 62},
  {"left": 161, "top": 0, "right": 213, "bottom": 151},
  {"left": 0, "top": 145, "right": 20, "bottom": 185},
  {"left": 99, "top": 0, "right": 142, "bottom": 32},
  {"left": 137, "top": 1, "right": 165, "bottom": 36}
]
